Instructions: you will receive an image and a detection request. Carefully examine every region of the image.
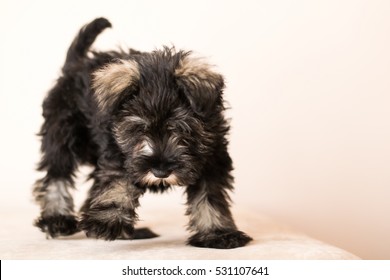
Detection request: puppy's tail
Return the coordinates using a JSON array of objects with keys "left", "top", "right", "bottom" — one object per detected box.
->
[{"left": 65, "top": 17, "right": 112, "bottom": 63}]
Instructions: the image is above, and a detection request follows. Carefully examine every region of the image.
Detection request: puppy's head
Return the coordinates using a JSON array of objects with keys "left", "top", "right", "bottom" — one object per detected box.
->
[{"left": 92, "top": 48, "right": 226, "bottom": 190}]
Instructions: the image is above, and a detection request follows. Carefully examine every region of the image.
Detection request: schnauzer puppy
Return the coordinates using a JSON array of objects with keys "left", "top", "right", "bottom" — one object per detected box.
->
[{"left": 33, "top": 18, "right": 252, "bottom": 249}]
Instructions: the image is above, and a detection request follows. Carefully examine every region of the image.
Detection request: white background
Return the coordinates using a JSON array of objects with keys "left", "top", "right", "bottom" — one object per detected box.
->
[
  {"left": 0, "top": 0, "right": 389, "bottom": 259},
  {"left": 2, "top": 260, "right": 390, "bottom": 279}
]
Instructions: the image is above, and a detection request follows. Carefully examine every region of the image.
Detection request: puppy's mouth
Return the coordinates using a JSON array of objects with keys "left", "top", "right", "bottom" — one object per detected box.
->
[{"left": 140, "top": 171, "right": 181, "bottom": 187}]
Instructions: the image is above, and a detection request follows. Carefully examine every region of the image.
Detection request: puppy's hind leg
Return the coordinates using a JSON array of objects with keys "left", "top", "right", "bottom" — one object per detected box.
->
[
  {"left": 34, "top": 179, "right": 79, "bottom": 238},
  {"left": 33, "top": 79, "right": 86, "bottom": 238}
]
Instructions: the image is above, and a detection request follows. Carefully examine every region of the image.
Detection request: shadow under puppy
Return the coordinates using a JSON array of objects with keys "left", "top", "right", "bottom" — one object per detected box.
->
[{"left": 33, "top": 17, "right": 252, "bottom": 249}]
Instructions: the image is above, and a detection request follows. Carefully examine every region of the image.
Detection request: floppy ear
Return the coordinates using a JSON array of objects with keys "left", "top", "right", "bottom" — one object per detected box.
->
[
  {"left": 92, "top": 59, "right": 140, "bottom": 113},
  {"left": 175, "top": 54, "right": 225, "bottom": 116}
]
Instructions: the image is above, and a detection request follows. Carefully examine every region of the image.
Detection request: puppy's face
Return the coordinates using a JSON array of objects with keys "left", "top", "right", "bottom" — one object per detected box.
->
[{"left": 92, "top": 49, "right": 225, "bottom": 189}]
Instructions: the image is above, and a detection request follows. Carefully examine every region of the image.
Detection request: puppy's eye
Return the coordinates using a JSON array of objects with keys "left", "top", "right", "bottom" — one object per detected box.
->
[
  {"left": 126, "top": 116, "right": 146, "bottom": 124},
  {"left": 166, "top": 123, "right": 176, "bottom": 131},
  {"left": 133, "top": 123, "right": 148, "bottom": 133},
  {"left": 125, "top": 115, "right": 148, "bottom": 132},
  {"left": 167, "top": 121, "right": 191, "bottom": 134}
]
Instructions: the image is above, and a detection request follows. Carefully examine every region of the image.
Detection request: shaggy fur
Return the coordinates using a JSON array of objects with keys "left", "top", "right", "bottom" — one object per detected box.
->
[{"left": 33, "top": 17, "right": 252, "bottom": 249}]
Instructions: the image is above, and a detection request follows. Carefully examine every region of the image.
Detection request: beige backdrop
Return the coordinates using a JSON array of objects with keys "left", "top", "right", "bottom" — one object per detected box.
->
[{"left": 0, "top": 0, "right": 389, "bottom": 259}]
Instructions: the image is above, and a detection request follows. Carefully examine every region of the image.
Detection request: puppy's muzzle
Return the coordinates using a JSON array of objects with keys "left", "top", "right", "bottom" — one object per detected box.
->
[
  {"left": 150, "top": 160, "right": 177, "bottom": 178},
  {"left": 151, "top": 168, "right": 172, "bottom": 178}
]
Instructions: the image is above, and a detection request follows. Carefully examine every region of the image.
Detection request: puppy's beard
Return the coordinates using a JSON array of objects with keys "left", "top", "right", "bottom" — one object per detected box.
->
[{"left": 141, "top": 171, "right": 180, "bottom": 187}]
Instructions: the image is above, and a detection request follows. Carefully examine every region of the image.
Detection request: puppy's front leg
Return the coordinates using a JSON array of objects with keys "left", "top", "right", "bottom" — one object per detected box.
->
[
  {"left": 79, "top": 175, "right": 144, "bottom": 240},
  {"left": 186, "top": 179, "right": 252, "bottom": 249}
]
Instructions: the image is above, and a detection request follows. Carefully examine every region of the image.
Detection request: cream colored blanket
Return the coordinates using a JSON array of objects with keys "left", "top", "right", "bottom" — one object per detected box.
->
[{"left": 0, "top": 198, "right": 359, "bottom": 260}]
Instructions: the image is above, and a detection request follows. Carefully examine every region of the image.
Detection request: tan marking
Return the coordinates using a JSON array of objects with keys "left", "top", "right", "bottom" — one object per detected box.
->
[
  {"left": 35, "top": 180, "right": 74, "bottom": 217},
  {"left": 188, "top": 191, "right": 224, "bottom": 233},
  {"left": 141, "top": 171, "right": 180, "bottom": 187},
  {"left": 92, "top": 59, "right": 139, "bottom": 110},
  {"left": 175, "top": 55, "right": 222, "bottom": 90}
]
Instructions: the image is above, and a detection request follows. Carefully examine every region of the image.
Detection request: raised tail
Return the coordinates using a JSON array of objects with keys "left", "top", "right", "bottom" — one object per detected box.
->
[{"left": 65, "top": 17, "right": 112, "bottom": 63}]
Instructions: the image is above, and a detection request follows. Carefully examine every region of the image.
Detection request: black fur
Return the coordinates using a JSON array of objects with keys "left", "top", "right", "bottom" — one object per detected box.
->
[
  {"left": 33, "top": 18, "right": 252, "bottom": 249},
  {"left": 35, "top": 215, "right": 79, "bottom": 238},
  {"left": 188, "top": 230, "right": 253, "bottom": 249}
]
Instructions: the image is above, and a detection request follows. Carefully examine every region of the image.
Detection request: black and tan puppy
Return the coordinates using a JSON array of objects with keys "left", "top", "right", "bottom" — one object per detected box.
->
[{"left": 33, "top": 18, "right": 252, "bottom": 249}]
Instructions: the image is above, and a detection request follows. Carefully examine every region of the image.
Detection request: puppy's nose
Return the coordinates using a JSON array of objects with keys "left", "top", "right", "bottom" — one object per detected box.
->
[{"left": 151, "top": 168, "right": 172, "bottom": 178}]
